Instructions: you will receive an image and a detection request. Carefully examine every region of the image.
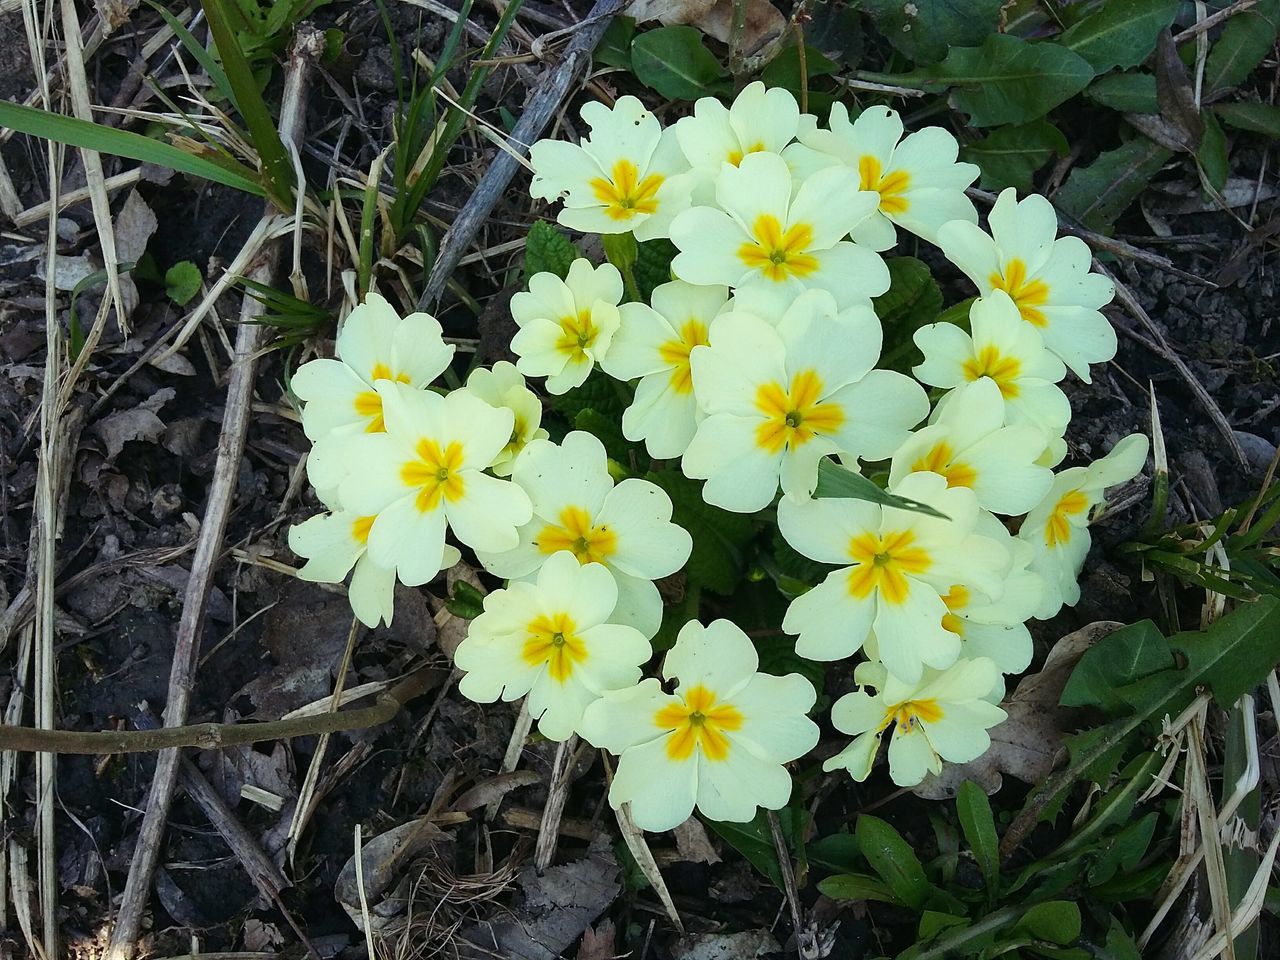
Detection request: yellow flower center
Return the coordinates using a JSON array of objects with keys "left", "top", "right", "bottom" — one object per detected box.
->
[
  {"left": 655, "top": 685, "right": 743, "bottom": 762},
  {"left": 351, "top": 515, "right": 375, "bottom": 545},
  {"left": 990, "top": 258, "right": 1051, "bottom": 328},
  {"left": 737, "top": 214, "right": 820, "bottom": 282},
  {"left": 352, "top": 365, "right": 410, "bottom": 432},
  {"left": 846, "top": 529, "right": 932, "bottom": 604},
  {"left": 910, "top": 440, "right": 977, "bottom": 489},
  {"left": 590, "top": 159, "right": 664, "bottom": 221},
  {"left": 535, "top": 505, "right": 617, "bottom": 564},
  {"left": 754, "top": 369, "right": 844, "bottom": 454},
  {"left": 726, "top": 141, "right": 766, "bottom": 167},
  {"left": 940, "top": 584, "right": 970, "bottom": 635},
  {"left": 555, "top": 309, "right": 601, "bottom": 363},
  {"left": 657, "top": 318, "right": 710, "bottom": 394},
  {"left": 1045, "top": 488, "right": 1090, "bottom": 547},
  {"left": 858, "top": 155, "right": 911, "bottom": 216},
  {"left": 880, "top": 698, "right": 945, "bottom": 734},
  {"left": 400, "top": 438, "right": 466, "bottom": 512},
  {"left": 961, "top": 344, "right": 1022, "bottom": 399},
  {"left": 521, "top": 611, "right": 588, "bottom": 683}
]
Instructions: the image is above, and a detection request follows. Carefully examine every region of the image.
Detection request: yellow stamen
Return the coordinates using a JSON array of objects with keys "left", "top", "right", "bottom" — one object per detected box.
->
[
  {"left": 846, "top": 529, "right": 932, "bottom": 605},
  {"left": 400, "top": 438, "right": 466, "bottom": 512},
  {"left": 880, "top": 698, "right": 945, "bottom": 734},
  {"left": 754, "top": 369, "right": 844, "bottom": 453},
  {"left": 961, "top": 344, "right": 1022, "bottom": 399},
  {"left": 858, "top": 155, "right": 911, "bottom": 216},
  {"left": 655, "top": 685, "right": 743, "bottom": 762},
  {"left": 1045, "top": 489, "right": 1090, "bottom": 546},
  {"left": 910, "top": 441, "right": 977, "bottom": 488},
  {"left": 990, "top": 258, "right": 1051, "bottom": 328},
  {"left": 555, "top": 309, "right": 601, "bottom": 363},
  {"left": 521, "top": 611, "right": 588, "bottom": 683},
  {"left": 590, "top": 159, "right": 664, "bottom": 221},
  {"left": 535, "top": 505, "right": 617, "bottom": 564},
  {"left": 737, "top": 214, "right": 820, "bottom": 282},
  {"left": 658, "top": 318, "right": 710, "bottom": 394}
]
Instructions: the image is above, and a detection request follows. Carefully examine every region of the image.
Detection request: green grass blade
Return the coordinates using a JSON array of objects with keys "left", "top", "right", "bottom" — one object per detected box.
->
[
  {"left": 200, "top": 0, "right": 295, "bottom": 210},
  {"left": 144, "top": 1, "right": 237, "bottom": 108},
  {"left": 0, "top": 99, "right": 265, "bottom": 196}
]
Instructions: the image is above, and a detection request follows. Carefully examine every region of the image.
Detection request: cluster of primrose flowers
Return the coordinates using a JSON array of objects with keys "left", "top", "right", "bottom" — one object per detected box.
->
[{"left": 287, "top": 82, "right": 1149, "bottom": 833}]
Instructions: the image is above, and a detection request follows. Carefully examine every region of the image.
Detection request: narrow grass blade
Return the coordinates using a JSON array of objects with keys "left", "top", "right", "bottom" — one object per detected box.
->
[{"left": 144, "top": 1, "right": 237, "bottom": 107}]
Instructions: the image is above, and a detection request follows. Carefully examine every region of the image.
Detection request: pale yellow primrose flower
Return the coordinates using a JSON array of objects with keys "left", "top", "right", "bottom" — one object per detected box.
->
[
  {"left": 888, "top": 377, "right": 1054, "bottom": 516},
  {"left": 674, "top": 81, "right": 801, "bottom": 204},
  {"left": 454, "top": 551, "right": 651, "bottom": 742},
  {"left": 783, "top": 103, "right": 979, "bottom": 251},
  {"left": 682, "top": 289, "right": 928, "bottom": 513},
  {"left": 293, "top": 292, "right": 454, "bottom": 495},
  {"left": 1019, "top": 433, "right": 1149, "bottom": 619},
  {"left": 512, "top": 259, "right": 623, "bottom": 395},
  {"left": 669, "top": 152, "right": 888, "bottom": 309},
  {"left": 824, "top": 658, "right": 1006, "bottom": 787},
  {"left": 579, "top": 619, "right": 819, "bottom": 832},
  {"left": 914, "top": 290, "right": 1071, "bottom": 462},
  {"left": 937, "top": 188, "right": 1117, "bottom": 381},
  {"left": 335, "top": 383, "right": 532, "bottom": 586},
  {"left": 778, "top": 471, "right": 1010, "bottom": 684},
  {"left": 474, "top": 431, "right": 692, "bottom": 639},
  {"left": 600, "top": 280, "right": 729, "bottom": 460},
  {"left": 529, "top": 95, "right": 694, "bottom": 240},
  {"left": 465, "top": 361, "right": 549, "bottom": 477}
]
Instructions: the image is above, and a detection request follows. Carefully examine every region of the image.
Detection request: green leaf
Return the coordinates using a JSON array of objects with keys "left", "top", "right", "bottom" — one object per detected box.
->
[
  {"left": 1204, "top": 0, "right": 1280, "bottom": 94},
  {"left": 814, "top": 459, "right": 950, "bottom": 520},
  {"left": 1087, "top": 811, "right": 1157, "bottom": 886},
  {"left": 1101, "top": 919, "right": 1143, "bottom": 960},
  {"left": 1016, "top": 901, "right": 1081, "bottom": 945},
  {"left": 873, "top": 256, "right": 943, "bottom": 331},
  {"left": 956, "top": 781, "right": 999, "bottom": 898},
  {"left": 631, "top": 26, "right": 725, "bottom": 101},
  {"left": 925, "top": 34, "right": 1095, "bottom": 127},
  {"left": 1058, "top": 0, "right": 1178, "bottom": 72},
  {"left": 1054, "top": 137, "right": 1172, "bottom": 232},
  {"left": 761, "top": 42, "right": 840, "bottom": 95},
  {"left": 1214, "top": 102, "right": 1280, "bottom": 139},
  {"left": 703, "top": 809, "right": 792, "bottom": 889},
  {"left": 634, "top": 238, "right": 678, "bottom": 300},
  {"left": 1084, "top": 71, "right": 1158, "bottom": 113},
  {"left": 145, "top": 0, "right": 237, "bottom": 106},
  {"left": 164, "top": 261, "right": 204, "bottom": 306},
  {"left": 574, "top": 407, "right": 634, "bottom": 462},
  {"left": 646, "top": 470, "right": 754, "bottom": 594},
  {"left": 858, "top": 0, "right": 1003, "bottom": 64},
  {"left": 596, "top": 14, "right": 635, "bottom": 69},
  {"left": 0, "top": 100, "right": 265, "bottom": 196},
  {"left": 808, "top": 831, "right": 860, "bottom": 873},
  {"left": 754, "top": 633, "right": 825, "bottom": 695},
  {"left": 1060, "top": 620, "right": 1174, "bottom": 713},
  {"left": 817, "top": 873, "right": 899, "bottom": 903},
  {"left": 523, "top": 221, "right": 579, "bottom": 282},
  {"left": 962, "top": 119, "right": 1068, "bottom": 193},
  {"left": 855, "top": 815, "right": 932, "bottom": 911},
  {"left": 1196, "top": 111, "right": 1230, "bottom": 192}
]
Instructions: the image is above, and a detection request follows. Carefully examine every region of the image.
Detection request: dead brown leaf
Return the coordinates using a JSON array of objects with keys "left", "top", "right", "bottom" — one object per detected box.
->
[
  {"left": 627, "top": 0, "right": 786, "bottom": 59},
  {"left": 673, "top": 817, "right": 721, "bottom": 865},
  {"left": 451, "top": 770, "right": 543, "bottom": 813},
  {"left": 576, "top": 919, "right": 617, "bottom": 960}
]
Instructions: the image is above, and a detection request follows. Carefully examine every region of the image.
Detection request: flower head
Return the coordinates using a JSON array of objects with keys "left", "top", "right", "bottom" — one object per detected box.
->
[
  {"left": 675, "top": 81, "right": 801, "bottom": 203},
  {"left": 335, "top": 383, "right": 532, "bottom": 586},
  {"left": 937, "top": 188, "right": 1116, "bottom": 381},
  {"left": 669, "top": 152, "right": 888, "bottom": 308},
  {"left": 600, "top": 280, "right": 729, "bottom": 459},
  {"left": 529, "top": 96, "right": 694, "bottom": 240},
  {"left": 888, "top": 377, "right": 1054, "bottom": 516},
  {"left": 1020, "top": 433, "right": 1149, "bottom": 618},
  {"left": 455, "top": 552, "right": 651, "bottom": 741},
  {"left": 475, "top": 431, "right": 692, "bottom": 638},
  {"left": 682, "top": 289, "right": 928, "bottom": 512},
  {"left": 784, "top": 104, "right": 979, "bottom": 249},
  {"left": 913, "top": 290, "right": 1071, "bottom": 457},
  {"left": 288, "top": 497, "right": 401, "bottom": 628},
  {"left": 778, "top": 472, "right": 1010, "bottom": 683},
  {"left": 465, "top": 361, "right": 549, "bottom": 476},
  {"left": 293, "top": 293, "right": 454, "bottom": 493},
  {"left": 512, "top": 259, "right": 623, "bottom": 395},
  {"left": 824, "top": 658, "right": 1006, "bottom": 786},
  {"left": 579, "top": 619, "right": 819, "bottom": 831}
]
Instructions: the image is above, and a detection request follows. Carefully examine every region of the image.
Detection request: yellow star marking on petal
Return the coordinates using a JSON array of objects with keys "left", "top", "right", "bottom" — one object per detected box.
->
[
  {"left": 655, "top": 685, "right": 744, "bottom": 762},
  {"left": 754, "top": 369, "right": 845, "bottom": 454},
  {"left": 590, "top": 159, "right": 665, "bottom": 221},
  {"left": 962, "top": 344, "right": 1022, "bottom": 399},
  {"left": 1045, "top": 488, "right": 1090, "bottom": 547},
  {"left": 858, "top": 155, "right": 911, "bottom": 216},
  {"left": 879, "top": 697, "right": 944, "bottom": 734},
  {"left": 658, "top": 318, "right": 710, "bottom": 394},
  {"left": 555, "top": 309, "right": 602, "bottom": 363},
  {"left": 940, "top": 584, "right": 970, "bottom": 635},
  {"left": 401, "top": 438, "right": 466, "bottom": 512},
  {"left": 990, "top": 258, "right": 1051, "bottom": 328},
  {"left": 353, "top": 367, "right": 410, "bottom": 432},
  {"left": 910, "top": 441, "right": 978, "bottom": 488},
  {"left": 521, "top": 611, "right": 588, "bottom": 683},
  {"left": 726, "top": 140, "right": 766, "bottom": 167},
  {"left": 535, "top": 505, "right": 618, "bottom": 564},
  {"left": 352, "top": 515, "right": 375, "bottom": 545},
  {"left": 369, "top": 362, "right": 410, "bottom": 384},
  {"left": 737, "top": 214, "right": 820, "bottom": 282},
  {"left": 846, "top": 529, "right": 933, "bottom": 604}
]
